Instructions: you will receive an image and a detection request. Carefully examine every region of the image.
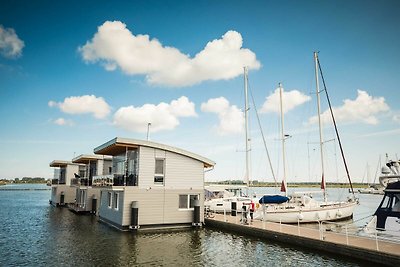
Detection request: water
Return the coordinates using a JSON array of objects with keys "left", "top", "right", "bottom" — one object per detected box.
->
[{"left": 0, "top": 184, "right": 377, "bottom": 266}]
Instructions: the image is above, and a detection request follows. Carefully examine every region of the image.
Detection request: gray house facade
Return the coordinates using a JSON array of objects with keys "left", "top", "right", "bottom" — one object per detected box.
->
[
  {"left": 70, "top": 154, "right": 112, "bottom": 214},
  {"left": 92, "top": 137, "right": 215, "bottom": 230},
  {"left": 49, "top": 160, "right": 84, "bottom": 206}
]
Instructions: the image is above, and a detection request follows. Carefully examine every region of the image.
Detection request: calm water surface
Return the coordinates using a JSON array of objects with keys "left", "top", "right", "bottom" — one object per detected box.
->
[{"left": 0, "top": 184, "right": 377, "bottom": 266}]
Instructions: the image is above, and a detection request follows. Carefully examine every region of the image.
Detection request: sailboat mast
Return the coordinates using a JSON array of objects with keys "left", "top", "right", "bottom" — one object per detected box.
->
[
  {"left": 314, "top": 52, "right": 327, "bottom": 202},
  {"left": 244, "top": 67, "right": 250, "bottom": 189},
  {"left": 279, "top": 83, "right": 288, "bottom": 197}
]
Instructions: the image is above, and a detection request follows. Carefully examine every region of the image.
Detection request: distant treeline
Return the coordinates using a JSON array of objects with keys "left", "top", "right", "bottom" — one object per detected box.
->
[
  {"left": 206, "top": 180, "right": 374, "bottom": 188},
  {"left": 0, "top": 177, "right": 47, "bottom": 184}
]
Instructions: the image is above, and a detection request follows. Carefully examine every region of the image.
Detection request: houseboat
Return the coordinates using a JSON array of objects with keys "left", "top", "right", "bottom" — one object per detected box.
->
[
  {"left": 70, "top": 154, "right": 112, "bottom": 214},
  {"left": 92, "top": 137, "right": 215, "bottom": 231},
  {"left": 49, "top": 160, "right": 84, "bottom": 206}
]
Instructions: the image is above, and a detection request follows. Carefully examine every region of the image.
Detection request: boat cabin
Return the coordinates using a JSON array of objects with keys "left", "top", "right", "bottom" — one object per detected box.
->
[
  {"left": 92, "top": 137, "right": 215, "bottom": 231},
  {"left": 374, "top": 181, "right": 400, "bottom": 232}
]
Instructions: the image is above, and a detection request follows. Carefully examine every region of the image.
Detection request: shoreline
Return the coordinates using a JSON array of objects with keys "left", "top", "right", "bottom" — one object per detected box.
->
[{"left": 206, "top": 182, "right": 380, "bottom": 189}]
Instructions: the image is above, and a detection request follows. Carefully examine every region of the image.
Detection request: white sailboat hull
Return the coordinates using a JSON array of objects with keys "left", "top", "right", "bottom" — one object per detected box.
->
[{"left": 254, "top": 200, "right": 357, "bottom": 223}]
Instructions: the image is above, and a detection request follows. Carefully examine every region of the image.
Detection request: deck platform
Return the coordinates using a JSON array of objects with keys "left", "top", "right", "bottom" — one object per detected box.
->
[{"left": 205, "top": 213, "right": 400, "bottom": 266}]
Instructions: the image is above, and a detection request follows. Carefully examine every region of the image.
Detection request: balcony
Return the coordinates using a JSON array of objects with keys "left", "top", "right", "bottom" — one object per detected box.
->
[{"left": 92, "top": 174, "right": 138, "bottom": 187}]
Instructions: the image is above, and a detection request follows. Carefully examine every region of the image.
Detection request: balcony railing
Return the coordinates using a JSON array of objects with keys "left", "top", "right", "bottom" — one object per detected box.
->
[
  {"left": 92, "top": 174, "right": 138, "bottom": 187},
  {"left": 71, "top": 178, "right": 92, "bottom": 186},
  {"left": 51, "top": 179, "right": 66, "bottom": 185}
]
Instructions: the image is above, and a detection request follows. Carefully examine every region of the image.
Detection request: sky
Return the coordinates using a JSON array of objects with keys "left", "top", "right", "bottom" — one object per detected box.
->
[{"left": 1, "top": 0, "right": 399, "bottom": 184}]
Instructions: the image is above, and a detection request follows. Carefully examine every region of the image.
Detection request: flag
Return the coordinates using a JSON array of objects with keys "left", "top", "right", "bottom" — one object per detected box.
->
[{"left": 280, "top": 180, "right": 286, "bottom": 192}]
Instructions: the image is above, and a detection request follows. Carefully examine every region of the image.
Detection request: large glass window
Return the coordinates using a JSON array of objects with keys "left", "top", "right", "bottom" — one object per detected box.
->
[
  {"left": 59, "top": 168, "right": 66, "bottom": 184},
  {"left": 112, "top": 150, "right": 138, "bottom": 186},
  {"left": 113, "top": 154, "right": 126, "bottom": 175},
  {"left": 89, "top": 162, "right": 97, "bottom": 178},
  {"left": 154, "top": 159, "right": 165, "bottom": 185}
]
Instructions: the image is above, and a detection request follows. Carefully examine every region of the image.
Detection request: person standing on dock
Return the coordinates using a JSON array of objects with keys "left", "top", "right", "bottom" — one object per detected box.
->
[{"left": 249, "top": 200, "right": 255, "bottom": 222}]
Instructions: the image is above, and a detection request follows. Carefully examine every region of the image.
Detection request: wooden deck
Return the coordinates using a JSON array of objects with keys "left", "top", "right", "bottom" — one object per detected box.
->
[{"left": 205, "top": 213, "right": 400, "bottom": 266}]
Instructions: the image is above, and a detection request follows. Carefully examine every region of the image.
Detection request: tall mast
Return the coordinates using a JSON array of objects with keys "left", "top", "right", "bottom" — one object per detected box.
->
[
  {"left": 279, "top": 83, "right": 287, "bottom": 196},
  {"left": 244, "top": 67, "right": 250, "bottom": 189},
  {"left": 314, "top": 52, "right": 327, "bottom": 202}
]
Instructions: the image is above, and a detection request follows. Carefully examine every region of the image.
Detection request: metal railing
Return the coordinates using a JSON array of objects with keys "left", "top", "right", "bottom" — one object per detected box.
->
[
  {"left": 51, "top": 179, "right": 66, "bottom": 185},
  {"left": 71, "top": 178, "right": 91, "bottom": 186},
  {"left": 92, "top": 174, "right": 138, "bottom": 187}
]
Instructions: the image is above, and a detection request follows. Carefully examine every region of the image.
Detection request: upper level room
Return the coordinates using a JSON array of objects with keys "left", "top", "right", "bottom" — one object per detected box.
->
[
  {"left": 92, "top": 137, "right": 215, "bottom": 189},
  {"left": 71, "top": 154, "right": 112, "bottom": 186},
  {"left": 49, "top": 160, "right": 84, "bottom": 186}
]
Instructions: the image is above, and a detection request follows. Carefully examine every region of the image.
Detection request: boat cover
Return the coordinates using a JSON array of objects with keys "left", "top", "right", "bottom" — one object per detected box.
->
[{"left": 259, "top": 195, "right": 289, "bottom": 204}]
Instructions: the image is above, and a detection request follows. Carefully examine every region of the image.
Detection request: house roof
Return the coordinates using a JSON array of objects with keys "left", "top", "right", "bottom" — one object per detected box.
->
[
  {"left": 94, "top": 137, "right": 215, "bottom": 168},
  {"left": 72, "top": 154, "right": 112, "bottom": 164},
  {"left": 49, "top": 160, "right": 83, "bottom": 168}
]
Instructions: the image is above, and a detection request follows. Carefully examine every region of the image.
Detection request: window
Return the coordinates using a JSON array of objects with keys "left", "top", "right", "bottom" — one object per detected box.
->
[
  {"left": 113, "top": 193, "right": 119, "bottom": 210},
  {"left": 179, "top": 194, "right": 199, "bottom": 209},
  {"left": 154, "top": 159, "right": 165, "bottom": 185},
  {"left": 179, "top": 195, "right": 188, "bottom": 209},
  {"left": 107, "top": 192, "right": 112, "bottom": 208}
]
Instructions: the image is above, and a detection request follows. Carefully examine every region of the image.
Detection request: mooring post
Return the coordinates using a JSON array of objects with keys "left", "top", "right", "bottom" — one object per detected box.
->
[
  {"left": 129, "top": 201, "right": 139, "bottom": 230},
  {"left": 192, "top": 198, "right": 201, "bottom": 227},
  {"left": 60, "top": 191, "right": 65, "bottom": 206},
  {"left": 91, "top": 195, "right": 97, "bottom": 215}
]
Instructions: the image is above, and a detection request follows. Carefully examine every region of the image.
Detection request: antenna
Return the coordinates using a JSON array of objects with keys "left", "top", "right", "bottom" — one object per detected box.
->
[{"left": 146, "top": 122, "right": 152, "bottom": 141}]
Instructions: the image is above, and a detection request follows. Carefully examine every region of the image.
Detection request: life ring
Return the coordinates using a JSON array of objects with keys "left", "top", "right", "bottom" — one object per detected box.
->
[{"left": 256, "top": 203, "right": 260, "bottom": 209}]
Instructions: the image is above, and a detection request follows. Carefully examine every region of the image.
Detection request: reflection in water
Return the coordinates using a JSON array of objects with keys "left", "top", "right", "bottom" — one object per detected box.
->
[{"left": 0, "top": 185, "right": 368, "bottom": 266}]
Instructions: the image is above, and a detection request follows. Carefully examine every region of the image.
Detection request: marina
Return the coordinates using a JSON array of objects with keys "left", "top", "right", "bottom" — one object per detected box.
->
[
  {"left": 0, "top": 184, "right": 392, "bottom": 267},
  {"left": 1, "top": 1, "right": 400, "bottom": 266}
]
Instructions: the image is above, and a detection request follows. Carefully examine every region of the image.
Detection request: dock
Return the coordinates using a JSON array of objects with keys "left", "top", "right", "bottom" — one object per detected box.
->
[{"left": 205, "top": 213, "right": 400, "bottom": 266}]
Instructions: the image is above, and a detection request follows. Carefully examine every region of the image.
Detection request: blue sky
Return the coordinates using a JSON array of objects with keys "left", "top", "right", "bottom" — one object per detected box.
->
[{"left": 1, "top": 0, "right": 399, "bottom": 184}]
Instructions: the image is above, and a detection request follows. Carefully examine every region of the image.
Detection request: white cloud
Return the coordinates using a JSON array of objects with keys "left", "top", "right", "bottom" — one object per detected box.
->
[
  {"left": 260, "top": 87, "right": 311, "bottom": 114},
  {"left": 393, "top": 114, "right": 400, "bottom": 123},
  {"left": 308, "top": 90, "right": 389, "bottom": 125},
  {"left": 53, "top": 118, "right": 74, "bottom": 126},
  {"left": 79, "top": 21, "right": 260, "bottom": 87},
  {"left": 113, "top": 96, "right": 196, "bottom": 132},
  {"left": 201, "top": 97, "right": 244, "bottom": 136},
  {"left": 0, "top": 25, "right": 24, "bottom": 58},
  {"left": 48, "top": 95, "right": 111, "bottom": 119}
]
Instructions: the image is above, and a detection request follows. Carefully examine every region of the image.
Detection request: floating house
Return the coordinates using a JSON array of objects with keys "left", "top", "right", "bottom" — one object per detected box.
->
[
  {"left": 70, "top": 154, "right": 112, "bottom": 214},
  {"left": 49, "top": 160, "right": 84, "bottom": 206},
  {"left": 92, "top": 137, "right": 215, "bottom": 231}
]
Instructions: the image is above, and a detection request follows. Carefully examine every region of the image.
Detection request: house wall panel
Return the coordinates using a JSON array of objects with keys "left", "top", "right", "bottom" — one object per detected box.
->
[{"left": 99, "top": 189, "right": 124, "bottom": 226}]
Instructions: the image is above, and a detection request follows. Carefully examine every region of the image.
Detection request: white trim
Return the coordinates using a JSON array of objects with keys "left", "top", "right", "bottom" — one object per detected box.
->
[
  {"left": 113, "top": 192, "right": 119, "bottom": 210},
  {"left": 107, "top": 192, "right": 112, "bottom": 208},
  {"left": 178, "top": 194, "right": 199, "bottom": 210}
]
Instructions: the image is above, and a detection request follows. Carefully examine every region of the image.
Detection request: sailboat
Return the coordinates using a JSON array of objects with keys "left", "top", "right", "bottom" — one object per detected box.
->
[
  {"left": 254, "top": 52, "right": 358, "bottom": 223},
  {"left": 357, "top": 160, "right": 384, "bottom": 195}
]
